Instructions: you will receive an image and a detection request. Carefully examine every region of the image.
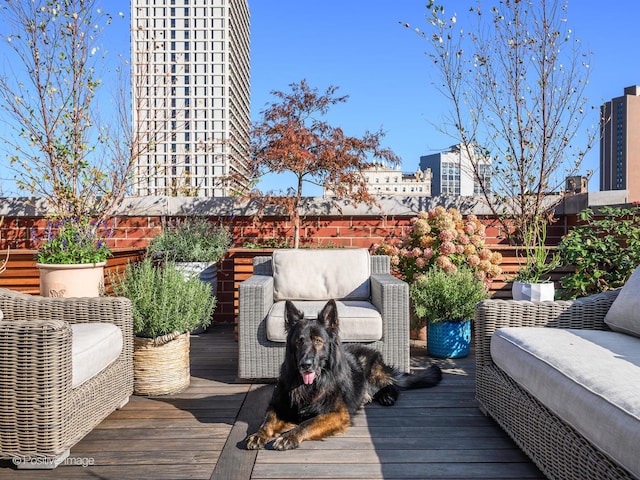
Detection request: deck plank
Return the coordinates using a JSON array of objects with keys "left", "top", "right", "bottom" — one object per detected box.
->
[{"left": 0, "top": 324, "right": 545, "bottom": 480}]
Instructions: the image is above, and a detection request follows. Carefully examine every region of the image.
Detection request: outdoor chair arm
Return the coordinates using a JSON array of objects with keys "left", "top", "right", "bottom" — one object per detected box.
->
[
  {"left": 0, "top": 288, "right": 133, "bottom": 366},
  {"left": 0, "top": 289, "right": 132, "bottom": 326},
  {"left": 0, "top": 319, "right": 73, "bottom": 419},
  {"left": 474, "top": 289, "right": 620, "bottom": 366},
  {"left": 238, "top": 275, "right": 274, "bottom": 324},
  {"left": 370, "top": 273, "right": 410, "bottom": 371}
]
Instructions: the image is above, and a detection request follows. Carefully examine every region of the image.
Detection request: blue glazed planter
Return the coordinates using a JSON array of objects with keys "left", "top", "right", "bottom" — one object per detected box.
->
[{"left": 427, "top": 320, "right": 471, "bottom": 358}]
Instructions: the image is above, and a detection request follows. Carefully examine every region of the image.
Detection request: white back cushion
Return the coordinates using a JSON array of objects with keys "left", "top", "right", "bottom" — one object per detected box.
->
[
  {"left": 272, "top": 249, "right": 371, "bottom": 301},
  {"left": 605, "top": 265, "right": 640, "bottom": 338}
]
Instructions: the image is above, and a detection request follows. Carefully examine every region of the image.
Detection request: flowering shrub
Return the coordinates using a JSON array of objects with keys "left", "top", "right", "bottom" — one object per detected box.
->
[
  {"left": 35, "top": 218, "right": 112, "bottom": 264},
  {"left": 373, "top": 207, "right": 502, "bottom": 283}
]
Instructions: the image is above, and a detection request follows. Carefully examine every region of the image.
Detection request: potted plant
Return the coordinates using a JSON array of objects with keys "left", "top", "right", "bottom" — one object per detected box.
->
[
  {"left": 110, "top": 257, "right": 216, "bottom": 395},
  {"left": 35, "top": 218, "right": 112, "bottom": 297},
  {"left": 410, "top": 266, "right": 489, "bottom": 358},
  {"left": 147, "top": 218, "right": 231, "bottom": 332},
  {"left": 373, "top": 206, "right": 502, "bottom": 339},
  {"left": 2, "top": 3, "right": 151, "bottom": 296},
  {"left": 511, "top": 219, "right": 560, "bottom": 301}
]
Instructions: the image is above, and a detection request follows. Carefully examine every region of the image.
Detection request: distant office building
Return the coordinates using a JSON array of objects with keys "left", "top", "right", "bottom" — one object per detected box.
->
[
  {"left": 420, "top": 145, "right": 491, "bottom": 196},
  {"left": 323, "top": 164, "right": 432, "bottom": 197},
  {"left": 131, "top": 0, "right": 250, "bottom": 197},
  {"left": 362, "top": 164, "right": 432, "bottom": 196},
  {"left": 600, "top": 85, "right": 640, "bottom": 202}
]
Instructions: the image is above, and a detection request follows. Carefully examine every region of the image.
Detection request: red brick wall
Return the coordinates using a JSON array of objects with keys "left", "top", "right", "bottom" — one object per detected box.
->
[{"left": 1, "top": 211, "right": 577, "bottom": 324}]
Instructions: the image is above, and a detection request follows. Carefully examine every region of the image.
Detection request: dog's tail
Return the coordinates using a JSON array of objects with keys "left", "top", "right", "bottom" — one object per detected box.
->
[{"left": 394, "top": 364, "right": 442, "bottom": 389}]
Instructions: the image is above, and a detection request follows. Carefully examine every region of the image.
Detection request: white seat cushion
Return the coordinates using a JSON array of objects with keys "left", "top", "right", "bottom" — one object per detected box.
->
[
  {"left": 266, "top": 300, "right": 382, "bottom": 342},
  {"left": 271, "top": 249, "right": 371, "bottom": 301},
  {"left": 71, "top": 323, "right": 123, "bottom": 388},
  {"left": 491, "top": 327, "right": 640, "bottom": 478},
  {"left": 604, "top": 265, "right": 640, "bottom": 338}
]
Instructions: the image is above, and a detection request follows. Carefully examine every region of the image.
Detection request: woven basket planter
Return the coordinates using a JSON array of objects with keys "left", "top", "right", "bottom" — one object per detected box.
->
[
  {"left": 427, "top": 320, "right": 471, "bottom": 359},
  {"left": 133, "top": 332, "right": 190, "bottom": 395}
]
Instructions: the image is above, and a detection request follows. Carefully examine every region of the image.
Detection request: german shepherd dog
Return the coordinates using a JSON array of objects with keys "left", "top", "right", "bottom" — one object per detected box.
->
[{"left": 245, "top": 299, "right": 443, "bottom": 450}]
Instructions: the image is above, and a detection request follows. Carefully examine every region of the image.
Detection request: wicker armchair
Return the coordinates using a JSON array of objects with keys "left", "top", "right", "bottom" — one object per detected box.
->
[
  {"left": 475, "top": 290, "right": 636, "bottom": 480},
  {"left": 238, "top": 250, "right": 410, "bottom": 379},
  {"left": 0, "top": 288, "right": 133, "bottom": 468}
]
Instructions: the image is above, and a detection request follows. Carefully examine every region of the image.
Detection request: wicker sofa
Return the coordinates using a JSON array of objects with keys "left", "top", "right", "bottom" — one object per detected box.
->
[
  {"left": 0, "top": 288, "right": 133, "bottom": 468},
  {"left": 238, "top": 249, "right": 409, "bottom": 379},
  {"left": 475, "top": 281, "right": 640, "bottom": 480}
]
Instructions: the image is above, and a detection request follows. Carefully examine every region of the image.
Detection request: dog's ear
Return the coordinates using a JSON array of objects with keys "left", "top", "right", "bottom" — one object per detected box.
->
[
  {"left": 318, "top": 299, "right": 339, "bottom": 332},
  {"left": 284, "top": 300, "right": 304, "bottom": 331}
]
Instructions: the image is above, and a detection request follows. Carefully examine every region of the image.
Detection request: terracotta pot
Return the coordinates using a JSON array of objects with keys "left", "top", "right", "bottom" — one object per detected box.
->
[
  {"left": 37, "top": 262, "right": 106, "bottom": 297},
  {"left": 410, "top": 326, "right": 427, "bottom": 341}
]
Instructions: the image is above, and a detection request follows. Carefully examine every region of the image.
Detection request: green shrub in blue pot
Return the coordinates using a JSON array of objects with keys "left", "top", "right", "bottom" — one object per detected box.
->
[{"left": 410, "top": 266, "right": 489, "bottom": 358}]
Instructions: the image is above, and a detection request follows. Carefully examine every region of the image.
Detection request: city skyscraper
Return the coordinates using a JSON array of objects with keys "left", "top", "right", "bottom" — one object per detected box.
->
[
  {"left": 600, "top": 86, "right": 640, "bottom": 202},
  {"left": 131, "top": 0, "right": 250, "bottom": 197}
]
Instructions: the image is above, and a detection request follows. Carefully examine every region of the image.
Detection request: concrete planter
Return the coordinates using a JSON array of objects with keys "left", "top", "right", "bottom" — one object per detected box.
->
[
  {"left": 175, "top": 262, "right": 218, "bottom": 334},
  {"left": 512, "top": 281, "right": 555, "bottom": 301}
]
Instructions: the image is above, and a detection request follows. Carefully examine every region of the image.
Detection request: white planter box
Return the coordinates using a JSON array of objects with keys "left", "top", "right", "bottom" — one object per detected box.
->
[{"left": 512, "top": 281, "right": 555, "bottom": 301}]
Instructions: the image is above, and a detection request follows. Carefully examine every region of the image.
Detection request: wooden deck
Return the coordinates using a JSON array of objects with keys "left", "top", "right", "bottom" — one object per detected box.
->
[{"left": 0, "top": 324, "right": 544, "bottom": 480}]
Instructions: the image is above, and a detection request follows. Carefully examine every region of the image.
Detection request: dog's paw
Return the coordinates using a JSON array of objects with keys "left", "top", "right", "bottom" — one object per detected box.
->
[
  {"left": 374, "top": 385, "right": 399, "bottom": 406},
  {"left": 246, "top": 432, "right": 269, "bottom": 450},
  {"left": 272, "top": 432, "right": 300, "bottom": 451}
]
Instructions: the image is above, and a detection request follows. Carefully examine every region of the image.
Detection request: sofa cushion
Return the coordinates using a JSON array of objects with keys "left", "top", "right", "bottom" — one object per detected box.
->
[
  {"left": 266, "top": 300, "right": 382, "bottom": 342},
  {"left": 71, "top": 323, "right": 123, "bottom": 388},
  {"left": 491, "top": 327, "right": 640, "bottom": 478},
  {"left": 604, "top": 265, "right": 640, "bottom": 338},
  {"left": 272, "top": 249, "right": 371, "bottom": 301}
]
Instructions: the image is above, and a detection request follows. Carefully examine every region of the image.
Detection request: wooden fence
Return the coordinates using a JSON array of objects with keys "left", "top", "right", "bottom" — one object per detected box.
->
[{"left": 0, "top": 245, "right": 569, "bottom": 328}]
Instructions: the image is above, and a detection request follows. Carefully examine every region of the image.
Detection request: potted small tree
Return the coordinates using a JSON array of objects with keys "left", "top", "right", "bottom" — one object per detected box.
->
[
  {"left": 373, "top": 207, "right": 502, "bottom": 340},
  {"left": 110, "top": 258, "right": 216, "bottom": 395},
  {"left": 410, "top": 266, "right": 489, "bottom": 358}
]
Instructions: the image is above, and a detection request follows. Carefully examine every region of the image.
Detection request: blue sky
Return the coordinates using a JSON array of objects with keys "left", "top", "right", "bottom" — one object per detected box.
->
[
  {"left": 1, "top": 1, "right": 639, "bottom": 197},
  {"left": 249, "top": 0, "right": 640, "bottom": 195}
]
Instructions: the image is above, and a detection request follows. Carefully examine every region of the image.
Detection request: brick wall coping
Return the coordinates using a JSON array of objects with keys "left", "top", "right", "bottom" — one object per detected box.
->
[{"left": 0, "top": 190, "right": 629, "bottom": 218}]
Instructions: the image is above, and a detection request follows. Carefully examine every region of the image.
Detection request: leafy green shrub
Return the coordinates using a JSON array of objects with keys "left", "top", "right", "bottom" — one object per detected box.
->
[
  {"left": 558, "top": 206, "right": 640, "bottom": 298},
  {"left": 147, "top": 218, "right": 232, "bottom": 263},
  {"left": 410, "top": 266, "right": 489, "bottom": 325},
  {"left": 110, "top": 258, "right": 216, "bottom": 338}
]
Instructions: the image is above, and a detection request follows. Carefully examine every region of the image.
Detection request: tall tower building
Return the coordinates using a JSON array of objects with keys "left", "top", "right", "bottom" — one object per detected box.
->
[
  {"left": 131, "top": 0, "right": 250, "bottom": 197},
  {"left": 600, "top": 86, "right": 640, "bottom": 202}
]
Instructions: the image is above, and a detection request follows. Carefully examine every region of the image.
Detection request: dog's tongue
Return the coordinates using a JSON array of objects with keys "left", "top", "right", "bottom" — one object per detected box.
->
[{"left": 302, "top": 371, "right": 315, "bottom": 385}]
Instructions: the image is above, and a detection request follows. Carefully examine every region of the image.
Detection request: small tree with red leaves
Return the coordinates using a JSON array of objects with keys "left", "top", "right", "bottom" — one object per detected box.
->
[{"left": 247, "top": 79, "right": 400, "bottom": 248}]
